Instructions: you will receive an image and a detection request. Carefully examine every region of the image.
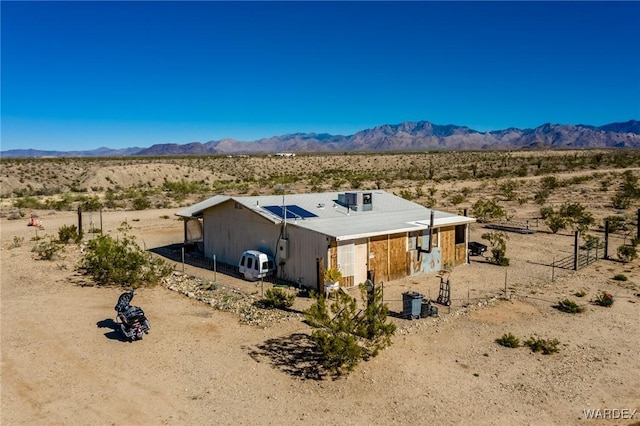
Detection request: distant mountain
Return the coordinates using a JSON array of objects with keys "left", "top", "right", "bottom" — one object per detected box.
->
[
  {"left": 0, "top": 146, "right": 144, "bottom": 158},
  {"left": 2, "top": 120, "right": 639, "bottom": 158}
]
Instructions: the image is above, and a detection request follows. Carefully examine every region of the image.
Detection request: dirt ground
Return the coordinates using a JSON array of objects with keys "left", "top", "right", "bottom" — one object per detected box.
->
[{"left": 1, "top": 205, "right": 639, "bottom": 426}]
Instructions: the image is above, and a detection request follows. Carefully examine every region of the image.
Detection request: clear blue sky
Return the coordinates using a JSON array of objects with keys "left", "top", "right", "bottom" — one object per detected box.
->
[{"left": 2, "top": 1, "right": 639, "bottom": 152}]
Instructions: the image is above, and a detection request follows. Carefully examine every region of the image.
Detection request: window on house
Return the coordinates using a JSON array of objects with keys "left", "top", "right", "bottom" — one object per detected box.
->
[{"left": 455, "top": 224, "right": 465, "bottom": 244}]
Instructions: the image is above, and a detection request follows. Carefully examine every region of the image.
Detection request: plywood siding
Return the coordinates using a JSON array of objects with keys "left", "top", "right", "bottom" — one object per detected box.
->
[
  {"left": 368, "top": 233, "right": 407, "bottom": 282},
  {"left": 369, "top": 235, "right": 388, "bottom": 282},
  {"left": 388, "top": 233, "right": 407, "bottom": 281},
  {"left": 440, "top": 226, "right": 455, "bottom": 267}
]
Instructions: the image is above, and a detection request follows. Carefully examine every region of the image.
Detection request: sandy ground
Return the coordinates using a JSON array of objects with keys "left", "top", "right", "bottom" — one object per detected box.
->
[{"left": 2, "top": 208, "right": 639, "bottom": 425}]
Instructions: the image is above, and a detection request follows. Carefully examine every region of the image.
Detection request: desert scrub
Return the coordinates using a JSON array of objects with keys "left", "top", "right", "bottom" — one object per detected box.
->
[
  {"left": 617, "top": 245, "right": 638, "bottom": 263},
  {"left": 80, "top": 222, "right": 172, "bottom": 287},
  {"left": 9, "top": 236, "right": 24, "bottom": 249},
  {"left": 593, "top": 292, "right": 615, "bottom": 307},
  {"left": 612, "top": 274, "right": 628, "bottom": 281},
  {"left": 32, "top": 237, "right": 64, "bottom": 260},
  {"left": 57, "top": 224, "right": 83, "bottom": 244},
  {"left": 524, "top": 336, "right": 560, "bottom": 355},
  {"left": 495, "top": 332, "right": 520, "bottom": 348},
  {"left": 553, "top": 299, "right": 585, "bottom": 314},
  {"left": 573, "top": 290, "right": 586, "bottom": 297},
  {"left": 262, "top": 288, "right": 295, "bottom": 309}
]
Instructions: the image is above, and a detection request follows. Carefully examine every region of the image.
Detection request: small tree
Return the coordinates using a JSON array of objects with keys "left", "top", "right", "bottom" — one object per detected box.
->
[
  {"left": 481, "top": 231, "right": 510, "bottom": 266},
  {"left": 304, "top": 283, "right": 396, "bottom": 375},
  {"left": 80, "top": 222, "right": 172, "bottom": 287},
  {"left": 472, "top": 199, "right": 506, "bottom": 223}
]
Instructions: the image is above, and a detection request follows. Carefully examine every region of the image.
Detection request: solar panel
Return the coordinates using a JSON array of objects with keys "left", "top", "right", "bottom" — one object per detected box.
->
[{"left": 263, "top": 205, "right": 318, "bottom": 220}]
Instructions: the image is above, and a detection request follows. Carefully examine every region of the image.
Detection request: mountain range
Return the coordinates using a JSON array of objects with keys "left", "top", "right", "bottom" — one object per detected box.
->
[{"left": 2, "top": 120, "right": 639, "bottom": 158}]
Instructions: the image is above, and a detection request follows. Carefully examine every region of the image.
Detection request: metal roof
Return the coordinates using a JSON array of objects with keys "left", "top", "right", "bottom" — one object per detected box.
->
[{"left": 176, "top": 191, "right": 475, "bottom": 239}]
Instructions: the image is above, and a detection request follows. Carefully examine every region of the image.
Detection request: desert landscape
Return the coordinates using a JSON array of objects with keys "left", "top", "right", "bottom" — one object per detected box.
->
[{"left": 1, "top": 150, "right": 639, "bottom": 425}]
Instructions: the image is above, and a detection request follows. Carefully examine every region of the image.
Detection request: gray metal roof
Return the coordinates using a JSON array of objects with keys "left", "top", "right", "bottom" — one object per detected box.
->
[{"left": 176, "top": 191, "right": 475, "bottom": 240}]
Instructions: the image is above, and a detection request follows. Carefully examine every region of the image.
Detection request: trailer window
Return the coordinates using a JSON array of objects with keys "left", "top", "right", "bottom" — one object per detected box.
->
[{"left": 247, "top": 257, "right": 253, "bottom": 269}]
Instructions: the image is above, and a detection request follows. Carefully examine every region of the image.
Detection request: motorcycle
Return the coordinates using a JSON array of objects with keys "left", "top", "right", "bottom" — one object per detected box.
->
[{"left": 114, "top": 290, "right": 150, "bottom": 341}]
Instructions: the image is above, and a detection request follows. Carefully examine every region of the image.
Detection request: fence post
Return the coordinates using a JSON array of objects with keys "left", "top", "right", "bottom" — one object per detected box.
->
[
  {"left": 77, "top": 207, "right": 83, "bottom": 236},
  {"left": 552, "top": 256, "right": 555, "bottom": 282},
  {"left": 573, "top": 231, "right": 579, "bottom": 271},
  {"left": 604, "top": 219, "right": 609, "bottom": 260}
]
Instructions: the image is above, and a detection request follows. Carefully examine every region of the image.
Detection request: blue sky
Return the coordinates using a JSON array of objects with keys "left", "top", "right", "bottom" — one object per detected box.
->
[{"left": 2, "top": 1, "right": 639, "bottom": 152}]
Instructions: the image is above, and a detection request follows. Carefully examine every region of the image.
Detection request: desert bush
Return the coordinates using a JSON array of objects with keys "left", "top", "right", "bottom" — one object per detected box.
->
[
  {"left": 574, "top": 290, "right": 586, "bottom": 297},
  {"left": 57, "top": 224, "right": 82, "bottom": 244},
  {"left": 617, "top": 245, "right": 638, "bottom": 263},
  {"left": 472, "top": 199, "right": 505, "bottom": 223},
  {"left": 612, "top": 274, "right": 628, "bottom": 281},
  {"left": 524, "top": 336, "right": 560, "bottom": 355},
  {"left": 132, "top": 196, "right": 151, "bottom": 210},
  {"left": 554, "top": 299, "right": 585, "bottom": 314},
  {"left": 304, "top": 283, "right": 395, "bottom": 375},
  {"left": 604, "top": 215, "right": 627, "bottom": 233},
  {"left": 13, "top": 196, "right": 44, "bottom": 209},
  {"left": 78, "top": 195, "right": 103, "bottom": 212},
  {"left": 80, "top": 222, "right": 172, "bottom": 287},
  {"left": 9, "top": 236, "right": 24, "bottom": 249},
  {"left": 32, "top": 237, "right": 64, "bottom": 261},
  {"left": 262, "top": 288, "right": 295, "bottom": 309},
  {"left": 593, "top": 292, "right": 615, "bottom": 307},
  {"left": 481, "top": 231, "right": 510, "bottom": 266},
  {"left": 495, "top": 332, "right": 520, "bottom": 348}
]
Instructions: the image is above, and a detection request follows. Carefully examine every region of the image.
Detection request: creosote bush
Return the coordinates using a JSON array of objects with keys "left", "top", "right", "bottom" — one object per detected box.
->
[
  {"left": 32, "top": 237, "right": 64, "bottom": 260},
  {"left": 524, "top": 336, "right": 560, "bottom": 355},
  {"left": 262, "top": 287, "right": 295, "bottom": 309},
  {"left": 612, "top": 274, "right": 628, "bottom": 281},
  {"left": 57, "top": 224, "right": 83, "bottom": 244},
  {"left": 495, "top": 332, "right": 520, "bottom": 348},
  {"left": 80, "top": 222, "right": 172, "bottom": 287},
  {"left": 554, "top": 298, "right": 585, "bottom": 314}
]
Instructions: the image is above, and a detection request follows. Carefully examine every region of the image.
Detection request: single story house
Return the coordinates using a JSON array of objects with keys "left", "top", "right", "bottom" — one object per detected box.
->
[{"left": 176, "top": 191, "right": 475, "bottom": 291}]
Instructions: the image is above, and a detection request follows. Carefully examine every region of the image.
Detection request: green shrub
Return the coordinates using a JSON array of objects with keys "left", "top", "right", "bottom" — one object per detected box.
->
[
  {"left": 554, "top": 299, "right": 585, "bottom": 314},
  {"left": 132, "top": 196, "right": 151, "bottom": 210},
  {"left": 32, "top": 237, "right": 63, "bottom": 260},
  {"left": 263, "top": 288, "right": 295, "bottom": 309},
  {"left": 481, "top": 231, "right": 510, "bottom": 266},
  {"left": 57, "top": 224, "right": 82, "bottom": 244},
  {"left": 304, "top": 283, "right": 395, "bottom": 375},
  {"left": 593, "top": 292, "right": 615, "bottom": 307},
  {"left": 617, "top": 245, "right": 638, "bottom": 263},
  {"left": 612, "top": 274, "right": 628, "bottom": 281},
  {"left": 573, "top": 290, "right": 586, "bottom": 297},
  {"left": 524, "top": 336, "right": 560, "bottom": 355},
  {"left": 80, "top": 223, "right": 172, "bottom": 287},
  {"left": 495, "top": 333, "right": 520, "bottom": 348},
  {"left": 9, "top": 236, "right": 24, "bottom": 249}
]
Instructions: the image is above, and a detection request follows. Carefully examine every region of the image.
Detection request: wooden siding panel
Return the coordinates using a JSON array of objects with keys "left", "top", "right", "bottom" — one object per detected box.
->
[
  {"left": 369, "top": 235, "right": 388, "bottom": 282},
  {"left": 440, "top": 226, "right": 455, "bottom": 268},
  {"left": 388, "top": 233, "right": 407, "bottom": 281}
]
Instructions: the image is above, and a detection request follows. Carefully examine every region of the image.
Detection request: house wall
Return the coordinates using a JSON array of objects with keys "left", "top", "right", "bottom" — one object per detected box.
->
[
  {"left": 280, "top": 224, "right": 328, "bottom": 288},
  {"left": 368, "top": 233, "right": 407, "bottom": 282},
  {"left": 440, "top": 225, "right": 468, "bottom": 267},
  {"left": 203, "top": 201, "right": 281, "bottom": 265},
  {"left": 407, "top": 229, "right": 442, "bottom": 275}
]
